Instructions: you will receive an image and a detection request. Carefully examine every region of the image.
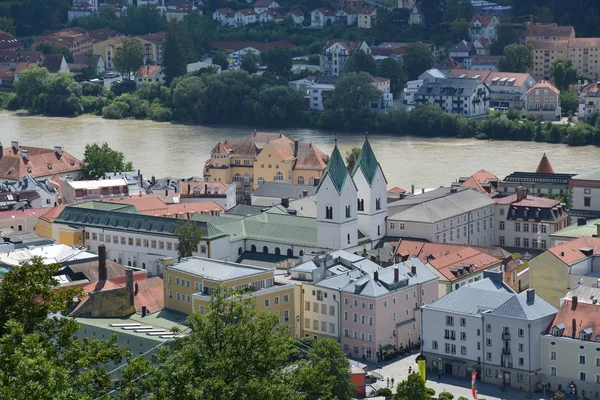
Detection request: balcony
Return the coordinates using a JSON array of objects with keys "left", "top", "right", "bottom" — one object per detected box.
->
[
  {"left": 502, "top": 333, "right": 511, "bottom": 340},
  {"left": 502, "top": 348, "right": 511, "bottom": 355}
]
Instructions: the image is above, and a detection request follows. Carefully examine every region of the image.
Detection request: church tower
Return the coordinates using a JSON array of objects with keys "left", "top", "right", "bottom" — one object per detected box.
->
[
  {"left": 351, "top": 137, "right": 388, "bottom": 241},
  {"left": 317, "top": 142, "right": 358, "bottom": 250}
]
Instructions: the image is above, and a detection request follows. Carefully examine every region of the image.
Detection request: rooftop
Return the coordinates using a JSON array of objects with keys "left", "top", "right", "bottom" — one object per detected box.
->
[
  {"left": 526, "top": 24, "right": 575, "bottom": 39},
  {"left": 0, "top": 144, "right": 82, "bottom": 180},
  {"left": 209, "top": 40, "right": 296, "bottom": 53},
  {"left": 572, "top": 167, "right": 600, "bottom": 182},
  {"left": 351, "top": 138, "right": 386, "bottom": 187},
  {"left": 427, "top": 247, "right": 502, "bottom": 282},
  {"left": 551, "top": 218, "right": 600, "bottom": 239},
  {"left": 547, "top": 237, "right": 600, "bottom": 265},
  {"left": 416, "top": 77, "right": 484, "bottom": 97},
  {"left": 0, "top": 244, "right": 96, "bottom": 268},
  {"left": 168, "top": 256, "right": 271, "bottom": 281},
  {"left": 251, "top": 181, "right": 317, "bottom": 199},
  {"left": 547, "top": 298, "right": 600, "bottom": 340}
]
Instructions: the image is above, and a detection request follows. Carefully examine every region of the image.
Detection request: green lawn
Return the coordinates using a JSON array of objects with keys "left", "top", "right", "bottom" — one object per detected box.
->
[{"left": 512, "top": 253, "right": 529, "bottom": 273}]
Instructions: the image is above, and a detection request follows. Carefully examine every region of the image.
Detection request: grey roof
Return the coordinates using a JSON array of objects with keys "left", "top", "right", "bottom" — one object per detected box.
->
[
  {"left": 572, "top": 168, "right": 600, "bottom": 182},
  {"left": 225, "top": 204, "right": 267, "bottom": 217},
  {"left": 424, "top": 277, "right": 557, "bottom": 320},
  {"left": 252, "top": 182, "right": 317, "bottom": 199},
  {"left": 416, "top": 77, "right": 485, "bottom": 97},
  {"left": 564, "top": 285, "right": 600, "bottom": 304},
  {"left": 168, "top": 256, "right": 270, "bottom": 281},
  {"left": 387, "top": 187, "right": 495, "bottom": 223},
  {"left": 1, "top": 174, "right": 56, "bottom": 195},
  {"left": 235, "top": 252, "right": 295, "bottom": 269}
]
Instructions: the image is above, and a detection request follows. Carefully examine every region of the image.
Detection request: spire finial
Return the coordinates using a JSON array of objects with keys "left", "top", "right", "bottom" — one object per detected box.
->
[
  {"left": 334, "top": 135, "right": 337, "bottom": 147},
  {"left": 365, "top": 131, "right": 368, "bottom": 139}
]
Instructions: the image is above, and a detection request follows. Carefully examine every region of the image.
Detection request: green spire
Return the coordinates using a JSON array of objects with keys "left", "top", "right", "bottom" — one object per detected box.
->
[
  {"left": 351, "top": 137, "right": 380, "bottom": 187},
  {"left": 320, "top": 142, "right": 349, "bottom": 194}
]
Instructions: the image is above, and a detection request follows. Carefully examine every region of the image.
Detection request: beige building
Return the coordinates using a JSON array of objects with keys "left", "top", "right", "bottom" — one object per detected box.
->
[
  {"left": 524, "top": 80, "right": 561, "bottom": 121},
  {"left": 92, "top": 36, "right": 129, "bottom": 71},
  {"left": 541, "top": 288, "right": 600, "bottom": 398},
  {"left": 33, "top": 27, "right": 94, "bottom": 57},
  {"left": 204, "top": 132, "right": 328, "bottom": 200},
  {"left": 357, "top": 7, "right": 376, "bottom": 29},
  {"left": 165, "top": 256, "right": 300, "bottom": 335}
]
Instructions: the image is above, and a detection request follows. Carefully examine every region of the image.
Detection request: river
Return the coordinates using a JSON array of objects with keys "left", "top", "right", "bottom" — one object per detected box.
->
[{"left": 1, "top": 111, "right": 599, "bottom": 190}]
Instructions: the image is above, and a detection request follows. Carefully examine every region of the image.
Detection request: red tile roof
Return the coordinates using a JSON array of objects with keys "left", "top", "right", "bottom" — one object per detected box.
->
[
  {"left": 469, "top": 13, "right": 497, "bottom": 27},
  {"left": 470, "top": 55, "right": 501, "bottom": 65},
  {"left": 254, "top": 0, "right": 278, "bottom": 7},
  {"left": 92, "top": 195, "right": 224, "bottom": 217},
  {"left": 316, "top": 7, "right": 336, "bottom": 16},
  {"left": 179, "top": 181, "right": 229, "bottom": 195},
  {"left": 0, "top": 207, "right": 44, "bottom": 220},
  {"left": 494, "top": 193, "right": 561, "bottom": 208},
  {"left": 548, "top": 299, "right": 600, "bottom": 340},
  {"left": 237, "top": 8, "right": 257, "bottom": 15},
  {"left": 459, "top": 169, "right": 499, "bottom": 196},
  {"left": 526, "top": 80, "right": 560, "bottom": 96},
  {"left": 131, "top": 276, "right": 164, "bottom": 314},
  {"left": 359, "top": 7, "right": 376, "bottom": 14},
  {"left": 39, "top": 204, "right": 66, "bottom": 223},
  {"left": 436, "top": 56, "right": 463, "bottom": 70},
  {"left": 535, "top": 153, "right": 554, "bottom": 174},
  {"left": 484, "top": 72, "right": 534, "bottom": 88},
  {"left": 388, "top": 186, "right": 406, "bottom": 194},
  {"left": 428, "top": 247, "right": 502, "bottom": 282},
  {"left": 448, "top": 69, "right": 491, "bottom": 81},
  {"left": 290, "top": 9, "right": 303, "bottom": 16},
  {"left": 547, "top": 237, "right": 600, "bottom": 265},
  {"left": 215, "top": 7, "right": 235, "bottom": 15},
  {"left": 136, "top": 31, "right": 166, "bottom": 44},
  {"left": 209, "top": 40, "right": 296, "bottom": 52},
  {"left": 323, "top": 39, "right": 364, "bottom": 52},
  {"left": 526, "top": 24, "right": 575, "bottom": 39},
  {"left": 136, "top": 65, "right": 162, "bottom": 78},
  {"left": 0, "top": 145, "right": 82, "bottom": 180}
]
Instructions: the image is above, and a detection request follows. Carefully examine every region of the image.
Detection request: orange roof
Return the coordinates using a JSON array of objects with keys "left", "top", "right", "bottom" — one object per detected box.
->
[
  {"left": 0, "top": 207, "right": 44, "bottom": 219},
  {"left": 388, "top": 186, "right": 406, "bottom": 194},
  {"left": 526, "top": 80, "right": 560, "bottom": 96},
  {"left": 460, "top": 169, "right": 498, "bottom": 196},
  {"left": 266, "top": 137, "right": 295, "bottom": 161},
  {"left": 98, "top": 195, "right": 224, "bottom": 217},
  {"left": 535, "top": 153, "right": 554, "bottom": 174},
  {"left": 547, "top": 237, "right": 600, "bottom": 265},
  {"left": 428, "top": 247, "right": 502, "bottom": 282},
  {"left": 395, "top": 240, "right": 468, "bottom": 264},
  {"left": 136, "top": 65, "right": 161, "bottom": 78},
  {"left": 39, "top": 204, "right": 67, "bottom": 223},
  {"left": 469, "top": 13, "right": 496, "bottom": 27},
  {"left": 484, "top": 72, "right": 533, "bottom": 88},
  {"left": 179, "top": 181, "right": 229, "bottom": 195},
  {"left": 549, "top": 299, "right": 600, "bottom": 340},
  {"left": 131, "top": 276, "right": 164, "bottom": 314},
  {"left": 294, "top": 142, "right": 328, "bottom": 171},
  {"left": 0, "top": 145, "right": 81, "bottom": 180},
  {"left": 471, "top": 169, "right": 499, "bottom": 183},
  {"left": 494, "top": 193, "right": 561, "bottom": 208},
  {"left": 448, "top": 69, "right": 491, "bottom": 81}
]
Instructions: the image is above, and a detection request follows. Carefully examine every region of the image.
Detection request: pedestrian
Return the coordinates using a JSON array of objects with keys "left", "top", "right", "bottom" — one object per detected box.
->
[
  {"left": 391, "top": 378, "right": 395, "bottom": 387},
  {"left": 386, "top": 377, "right": 390, "bottom": 388}
]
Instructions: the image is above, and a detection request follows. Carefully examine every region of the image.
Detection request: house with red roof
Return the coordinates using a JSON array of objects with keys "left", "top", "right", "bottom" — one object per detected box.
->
[
  {"left": 577, "top": 81, "right": 600, "bottom": 120},
  {"left": 212, "top": 8, "right": 236, "bottom": 26},
  {"left": 253, "top": 0, "right": 279, "bottom": 14},
  {"left": 234, "top": 8, "right": 258, "bottom": 26},
  {"left": 288, "top": 9, "right": 304, "bottom": 24},
  {"left": 0, "top": 30, "right": 21, "bottom": 51},
  {"left": 454, "top": 169, "right": 499, "bottom": 197},
  {"left": 524, "top": 80, "right": 561, "bottom": 121},
  {"left": 320, "top": 39, "right": 370, "bottom": 76},
  {"left": 135, "top": 65, "right": 163, "bottom": 88},
  {"left": 468, "top": 13, "right": 499, "bottom": 42},
  {"left": 311, "top": 8, "right": 337, "bottom": 27}
]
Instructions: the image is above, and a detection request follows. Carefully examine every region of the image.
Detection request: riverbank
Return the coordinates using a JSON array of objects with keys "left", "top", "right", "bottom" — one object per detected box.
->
[{"left": 2, "top": 111, "right": 599, "bottom": 191}]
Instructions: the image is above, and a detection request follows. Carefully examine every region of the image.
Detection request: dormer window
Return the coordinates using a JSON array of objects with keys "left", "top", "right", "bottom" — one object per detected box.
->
[
  {"left": 580, "top": 328, "right": 592, "bottom": 341},
  {"left": 552, "top": 323, "right": 565, "bottom": 337},
  {"left": 580, "top": 332, "right": 589, "bottom": 341}
]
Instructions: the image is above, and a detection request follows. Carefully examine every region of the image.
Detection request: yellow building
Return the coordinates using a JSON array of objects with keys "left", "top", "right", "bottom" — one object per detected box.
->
[
  {"left": 204, "top": 131, "right": 329, "bottom": 200},
  {"left": 93, "top": 32, "right": 165, "bottom": 71},
  {"left": 357, "top": 7, "right": 377, "bottom": 29},
  {"left": 92, "top": 36, "right": 130, "bottom": 71},
  {"left": 165, "top": 256, "right": 300, "bottom": 335}
]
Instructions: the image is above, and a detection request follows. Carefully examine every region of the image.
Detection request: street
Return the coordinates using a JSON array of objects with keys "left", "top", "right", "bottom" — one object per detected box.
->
[{"left": 365, "top": 353, "right": 547, "bottom": 400}]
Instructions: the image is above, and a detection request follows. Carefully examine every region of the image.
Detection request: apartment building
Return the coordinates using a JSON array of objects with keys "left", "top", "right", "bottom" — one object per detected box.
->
[
  {"left": 60, "top": 179, "right": 129, "bottom": 204},
  {"left": 529, "top": 237, "right": 600, "bottom": 307},
  {"left": 320, "top": 40, "right": 370, "bottom": 76},
  {"left": 422, "top": 271, "right": 557, "bottom": 390},
  {"left": 578, "top": 81, "right": 600, "bottom": 120},
  {"left": 468, "top": 13, "right": 499, "bottom": 42},
  {"left": 165, "top": 256, "right": 298, "bottom": 334},
  {"left": 413, "top": 77, "right": 490, "bottom": 117},
  {"left": 33, "top": 27, "right": 93, "bottom": 57},
  {"left": 541, "top": 288, "right": 600, "bottom": 398},
  {"left": 291, "top": 251, "right": 438, "bottom": 361},
  {"left": 568, "top": 168, "right": 600, "bottom": 223},
  {"left": 386, "top": 187, "right": 496, "bottom": 246},
  {"left": 494, "top": 186, "right": 568, "bottom": 250},
  {"left": 524, "top": 80, "right": 561, "bottom": 121}
]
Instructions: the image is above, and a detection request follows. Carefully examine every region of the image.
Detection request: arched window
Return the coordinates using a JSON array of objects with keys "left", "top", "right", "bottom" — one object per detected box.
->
[
  {"left": 325, "top": 206, "right": 333, "bottom": 220},
  {"left": 298, "top": 176, "right": 305, "bottom": 185},
  {"left": 263, "top": 246, "right": 269, "bottom": 254},
  {"left": 299, "top": 250, "right": 304, "bottom": 256},
  {"left": 128, "top": 260, "right": 131, "bottom": 266},
  {"left": 358, "top": 199, "right": 364, "bottom": 211},
  {"left": 287, "top": 248, "right": 293, "bottom": 257},
  {"left": 275, "top": 172, "right": 283, "bottom": 181},
  {"left": 238, "top": 247, "right": 243, "bottom": 255},
  {"left": 309, "top": 177, "right": 314, "bottom": 185},
  {"left": 251, "top": 244, "right": 256, "bottom": 252},
  {"left": 275, "top": 247, "right": 281, "bottom": 255},
  {"left": 234, "top": 173, "right": 241, "bottom": 182},
  {"left": 378, "top": 225, "right": 381, "bottom": 235},
  {"left": 142, "top": 262, "right": 146, "bottom": 269},
  {"left": 257, "top": 177, "right": 265, "bottom": 186},
  {"left": 243, "top": 174, "right": 250, "bottom": 184}
]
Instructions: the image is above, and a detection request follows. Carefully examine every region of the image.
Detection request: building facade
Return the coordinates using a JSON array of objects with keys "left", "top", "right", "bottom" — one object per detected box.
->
[
  {"left": 568, "top": 168, "right": 600, "bottom": 223},
  {"left": 414, "top": 77, "right": 490, "bottom": 117},
  {"left": 320, "top": 40, "right": 370, "bottom": 76},
  {"left": 524, "top": 80, "right": 561, "bottom": 121}
]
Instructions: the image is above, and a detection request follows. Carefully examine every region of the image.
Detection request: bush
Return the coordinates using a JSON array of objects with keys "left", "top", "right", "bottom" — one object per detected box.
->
[
  {"left": 5, "top": 92, "right": 20, "bottom": 111},
  {"left": 81, "top": 82, "right": 104, "bottom": 96},
  {"left": 102, "top": 101, "right": 129, "bottom": 119},
  {"left": 308, "top": 54, "right": 320, "bottom": 65},
  {"left": 376, "top": 387, "right": 392, "bottom": 399},
  {"left": 149, "top": 102, "right": 172, "bottom": 122},
  {"left": 457, "top": 397, "right": 469, "bottom": 400},
  {"left": 425, "top": 387, "right": 436, "bottom": 396},
  {"left": 81, "top": 95, "right": 109, "bottom": 115},
  {"left": 438, "top": 392, "right": 454, "bottom": 400}
]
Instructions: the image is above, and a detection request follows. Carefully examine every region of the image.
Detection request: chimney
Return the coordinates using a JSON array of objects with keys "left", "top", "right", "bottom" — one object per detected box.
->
[
  {"left": 411, "top": 265, "right": 416, "bottom": 275},
  {"left": 21, "top": 149, "right": 29, "bottom": 163},
  {"left": 302, "top": 190, "right": 308, "bottom": 197},
  {"left": 141, "top": 305, "right": 147, "bottom": 317},
  {"left": 374, "top": 270, "right": 379, "bottom": 281},
  {"left": 188, "top": 183, "right": 191, "bottom": 194},
  {"left": 526, "top": 288, "right": 535, "bottom": 303},
  {"left": 572, "top": 296, "right": 578, "bottom": 309},
  {"left": 281, "top": 197, "right": 290, "bottom": 208},
  {"left": 152, "top": 176, "right": 156, "bottom": 185},
  {"left": 135, "top": 282, "right": 139, "bottom": 295},
  {"left": 165, "top": 189, "right": 168, "bottom": 196},
  {"left": 139, "top": 174, "right": 142, "bottom": 187},
  {"left": 572, "top": 318, "right": 576, "bottom": 339},
  {"left": 98, "top": 244, "right": 107, "bottom": 281},
  {"left": 54, "top": 145, "right": 63, "bottom": 158},
  {"left": 11, "top": 141, "right": 18, "bottom": 152},
  {"left": 126, "top": 269, "right": 134, "bottom": 306},
  {"left": 411, "top": 184, "right": 415, "bottom": 194},
  {"left": 394, "top": 267, "right": 399, "bottom": 282},
  {"left": 577, "top": 218, "right": 587, "bottom": 226},
  {"left": 205, "top": 184, "right": 208, "bottom": 194},
  {"left": 294, "top": 140, "right": 299, "bottom": 155}
]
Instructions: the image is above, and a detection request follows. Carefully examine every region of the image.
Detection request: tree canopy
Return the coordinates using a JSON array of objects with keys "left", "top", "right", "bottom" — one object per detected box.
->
[
  {"left": 346, "top": 50, "right": 377, "bottom": 75},
  {"left": 345, "top": 147, "right": 361, "bottom": 171},
  {"left": 402, "top": 43, "right": 434, "bottom": 80},
  {"left": 81, "top": 142, "right": 134, "bottom": 179},
  {"left": 394, "top": 373, "right": 429, "bottom": 400},
  {"left": 113, "top": 39, "right": 144, "bottom": 79},
  {"left": 163, "top": 22, "right": 188, "bottom": 85},
  {"left": 550, "top": 58, "right": 578, "bottom": 90},
  {"left": 174, "top": 220, "right": 206, "bottom": 260},
  {"left": 377, "top": 58, "right": 406, "bottom": 96},
  {"left": 497, "top": 44, "right": 533, "bottom": 73}
]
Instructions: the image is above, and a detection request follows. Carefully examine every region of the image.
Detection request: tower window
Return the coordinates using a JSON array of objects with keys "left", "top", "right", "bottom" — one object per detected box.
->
[
  {"left": 347, "top": 234, "right": 350, "bottom": 244},
  {"left": 357, "top": 199, "right": 364, "bottom": 211},
  {"left": 345, "top": 205, "right": 351, "bottom": 218},
  {"left": 378, "top": 225, "right": 380, "bottom": 235},
  {"left": 375, "top": 198, "right": 381, "bottom": 210},
  {"left": 325, "top": 206, "right": 333, "bottom": 220}
]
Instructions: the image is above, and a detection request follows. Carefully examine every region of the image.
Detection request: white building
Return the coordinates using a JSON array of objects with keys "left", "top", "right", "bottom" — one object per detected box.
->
[
  {"left": 1, "top": 174, "right": 58, "bottom": 208},
  {"left": 414, "top": 77, "right": 490, "bottom": 117},
  {"left": 386, "top": 187, "right": 496, "bottom": 246},
  {"left": 212, "top": 8, "right": 235, "bottom": 26},
  {"left": 568, "top": 168, "right": 600, "bottom": 223},
  {"left": 578, "top": 81, "right": 600, "bottom": 120},
  {"left": 250, "top": 182, "right": 317, "bottom": 207},
  {"left": 422, "top": 271, "right": 557, "bottom": 390},
  {"left": 320, "top": 39, "right": 370, "bottom": 76},
  {"left": 60, "top": 178, "right": 129, "bottom": 204},
  {"left": 403, "top": 69, "right": 446, "bottom": 106},
  {"left": 468, "top": 13, "right": 499, "bottom": 42},
  {"left": 253, "top": 0, "right": 279, "bottom": 14},
  {"left": 311, "top": 8, "right": 336, "bottom": 27},
  {"left": 289, "top": 10, "right": 304, "bottom": 24},
  {"left": 234, "top": 9, "right": 257, "bottom": 26}
]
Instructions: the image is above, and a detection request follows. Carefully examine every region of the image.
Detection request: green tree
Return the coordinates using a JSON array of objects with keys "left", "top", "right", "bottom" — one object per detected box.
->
[
  {"left": 260, "top": 48, "right": 293, "bottom": 78},
  {"left": 346, "top": 50, "right": 377, "bottom": 75},
  {"left": 377, "top": 57, "right": 407, "bottom": 96},
  {"left": 35, "top": 42, "right": 53, "bottom": 55},
  {"left": 35, "top": 42, "right": 74, "bottom": 63},
  {"left": 163, "top": 22, "right": 188, "bottom": 85},
  {"left": 81, "top": 142, "right": 134, "bottom": 179},
  {"left": 113, "top": 39, "right": 144, "bottom": 79},
  {"left": 394, "top": 373, "right": 429, "bottom": 400},
  {"left": 241, "top": 52, "right": 259, "bottom": 74},
  {"left": 212, "top": 51, "right": 229, "bottom": 71},
  {"left": 44, "top": 72, "right": 83, "bottom": 116},
  {"left": 14, "top": 66, "right": 50, "bottom": 115},
  {"left": 420, "top": 0, "right": 444, "bottom": 27},
  {"left": 402, "top": 43, "right": 434, "bottom": 80},
  {"left": 442, "top": 0, "right": 474, "bottom": 22},
  {"left": 550, "top": 59, "right": 578, "bottom": 90},
  {"left": 560, "top": 90, "right": 578, "bottom": 115},
  {"left": 345, "top": 147, "right": 361, "bottom": 171},
  {"left": 329, "top": 72, "right": 382, "bottom": 117},
  {"left": 250, "top": 85, "right": 304, "bottom": 126},
  {"left": 0, "top": 16, "right": 15, "bottom": 35},
  {"left": 438, "top": 392, "right": 455, "bottom": 400},
  {"left": 491, "top": 25, "right": 519, "bottom": 56},
  {"left": 174, "top": 220, "right": 205, "bottom": 260},
  {"left": 497, "top": 44, "right": 533, "bottom": 73}
]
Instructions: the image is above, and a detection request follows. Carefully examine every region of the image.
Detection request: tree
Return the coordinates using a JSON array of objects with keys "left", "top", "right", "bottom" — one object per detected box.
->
[
  {"left": 403, "top": 43, "right": 434, "bottom": 80},
  {"left": 0, "top": 16, "right": 15, "bottom": 35},
  {"left": 490, "top": 25, "right": 519, "bottom": 56},
  {"left": 442, "top": 0, "right": 474, "bottom": 22},
  {"left": 346, "top": 50, "right": 377, "bottom": 75},
  {"left": 260, "top": 48, "right": 293, "bottom": 78},
  {"left": 377, "top": 58, "right": 407, "bottom": 96},
  {"left": 113, "top": 39, "right": 144, "bottom": 79},
  {"left": 438, "top": 392, "right": 454, "bottom": 400},
  {"left": 420, "top": 0, "right": 444, "bottom": 27},
  {"left": 345, "top": 147, "right": 361, "bottom": 171},
  {"left": 250, "top": 85, "right": 304, "bottom": 126},
  {"left": 394, "top": 373, "right": 429, "bottom": 400},
  {"left": 35, "top": 42, "right": 74, "bottom": 63},
  {"left": 241, "top": 52, "right": 259, "bottom": 74},
  {"left": 81, "top": 142, "right": 134, "bottom": 179},
  {"left": 329, "top": 72, "right": 382, "bottom": 116},
  {"left": 35, "top": 42, "right": 53, "bottom": 55},
  {"left": 174, "top": 220, "right": 205, "bottom": 260},
  {"left": 497, "top": 44, "right": 533, "bottom": 73},
  {"left": 560, "top": 90, "right": 578, "bottom": 116},
  {"left": 212, "top": 51, "right": 229, "bottom": 71},
  {"left": 13, "top": 66, "right": 50, "bottom": 114},
  {"left": 44, "top": 73, "right": 83, "bottom": 116},
  {"left": 163, "top": 22, "right": 188, "bottom": 85},
  {"left": 550, "top": 59, "right": 578, "bottom": 90}
]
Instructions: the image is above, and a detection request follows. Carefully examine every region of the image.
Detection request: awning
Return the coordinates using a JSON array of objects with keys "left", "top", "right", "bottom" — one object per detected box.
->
[
  {"left": 438, "top": 357, "right": 467, "bottom": 367},
  {"left": 380, "top": 344, "right": 394, "bottom": 351}
]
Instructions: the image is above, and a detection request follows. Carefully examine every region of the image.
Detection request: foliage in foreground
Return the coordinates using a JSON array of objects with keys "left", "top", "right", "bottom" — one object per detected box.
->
[{"left": 81, "top": 142, "right": 134, "bottom": 180}]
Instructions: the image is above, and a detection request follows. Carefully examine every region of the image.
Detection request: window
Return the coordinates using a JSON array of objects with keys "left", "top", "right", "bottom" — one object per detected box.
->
[
  {"left": 541, "top": 225, "right": 547, "bottom": 234},
  {"left": 499, "top": 236, "right": 505, "bottom": 245},
  {"left": 461, "top": 346, "right": 467, "bottom": 355},
  {"left": 541, "top": 240, "right": 546, "bottom": 249},
  {"left": 486, "top": 352, "right": 492, "bottom": 361},
  {"left": 136, "top": 238, "right": 141, "bottom": 247},
  {"left": 305, "top": 301, "right": 310, "bottom": 311},
  {"left": 518, "top": 328, "right": 524, "bottom": 337},
  {"left": 460, "top": 318, "right": 466, "bottom": 327},
  {"left": 523, "top": 238, "right": 529, "bottom": 247},
  {"left": 361, "top": 315, "right": 365, "bottom": 324},
  {"left": 432, "top": 341, "right": 438, "bottom": 349},
  {"left": 585, "top": 197, "right": 591, "bottom": 207},
  {"left": 585, "top": 188, "right": 592, "bottom": 194},
  {"left": 499, "top": 221, "right": 505, "bottom": 230},
  {"left": 274, "top": 296, "right": 279, "bottom": 305},
  {"left": 486, "top": 338, "right": 492, "bottom": 347},
  {"left": 580, "top": 372, "right": 587, "bottom": 381},
  {"left": 523, "top": 223, "right": 529, "bottom": 233},
  {"left": 550, "top": 366, "right": 557, "bottom": 376},
  {"left": 375, "top": 198, "right": 381, "bottom": 210},
  {"left": 518, "top": 343, "right": 524, "bottom": 352},
  {"left": 550, "top": 350, "right": 556, "bottom": 360},
  {"left": 264, "top": 299, "right": 270, "bottom": 308},
  {"left": 486, "top": 324, "right": 492, "bottom": 332},
  {"left": 345, "top": 205, "right": 351, "bottom": 218},
  {"left": 313, "top": 320, "right": 318, "bottom": 330},
  {"left": 329, "top": 305, "right": 335, "bottom": 316},
  {"left": 317, "top": 290, "right": 323, "bottom": 301},
  {"left": 344, "top": 311, "right": 348, "bottom": 320},
  {"left": 353, "top": 313, "right": 357, "bottom": 322},
  {"left": 446, "top": 316, "right": 454, "bottom": 326},
  {"left": 515, "top": 222, "right": 520, "bottom": 232},
  {"left": 275, "top": 172, "right": 283, "bottom": 181},
  {"left": 461, "top": 332, "right": 466, "bottom": 340},
  {"left": 369, "top": 316, "right": 373, "bottom": 326},
  {"left": 515, "top": 237, "right": 521, "bottom": 247},
  {"left": 517, "top": 373, "right": 524, "bottom": 383},
  {"left": 329, "top": 323, "right": 335, "bottom": 333},
  {"left": 580, "top": 355, "right": 586, "bottom": 364},
  {"left": 284, "top": 295, "right": 289, "bottom": 303},
  {"left": 321, "top": 321, "right": 326, "bottom": 332},
  {"left": 325, "top": 206, "right": 333, "bottom": 220}
]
